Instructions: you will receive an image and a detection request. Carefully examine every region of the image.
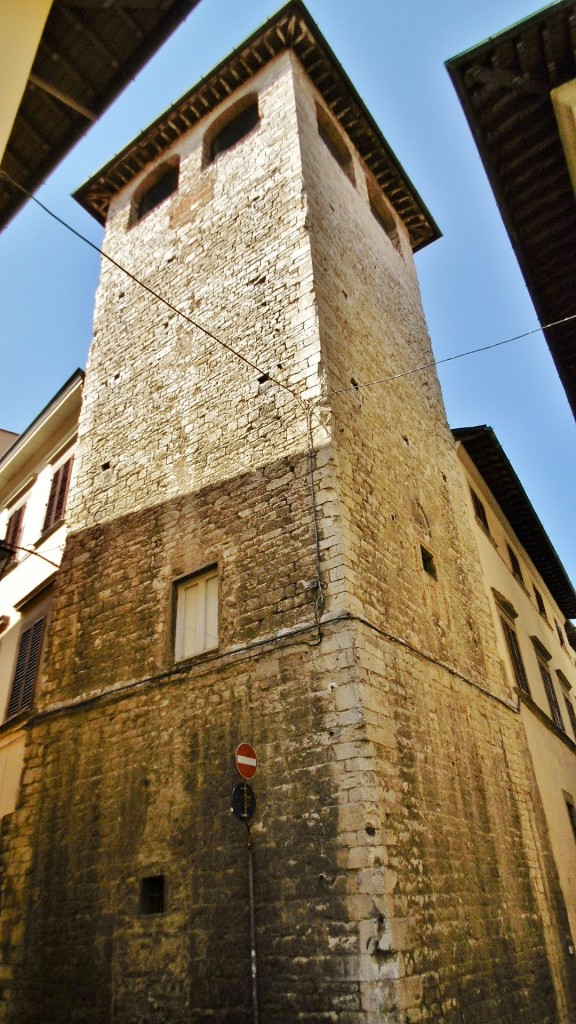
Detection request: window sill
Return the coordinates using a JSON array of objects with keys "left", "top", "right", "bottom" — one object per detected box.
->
[
  {"left": 174, "top": 646, "right": 219, "bottom": 668},
  {"left": 35, "top": 520, "right": 64, "bottom": 547},
  {"left": 0, "top": 708, "right": 32, "bottom": 735},
  {"left": 519, "top": 690, "right": 576, "bottom": 751}
]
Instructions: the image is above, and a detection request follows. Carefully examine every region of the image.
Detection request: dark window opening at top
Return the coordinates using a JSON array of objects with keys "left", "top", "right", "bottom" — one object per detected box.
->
[
  {"left": 366, "top": 176, "right": 400, "bottom": 251},
  {"left": 421, "top": 545, "right": 437, "bottom": 580},
  {"left": 141, "top": 875, "right": 165, "bottom": 915},
  {"left": 209, "top": 102, "right": 260, "bottom": 163},
  {"left": 134, "top": 163, "right": 179, "bottom": 223},
  {"left": 316, "top": 105, "right": 355, "bottom": 184}
]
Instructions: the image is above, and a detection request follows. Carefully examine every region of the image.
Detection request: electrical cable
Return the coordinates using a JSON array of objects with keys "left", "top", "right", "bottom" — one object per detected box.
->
[
  {"left": 4, "top": 170, "right": 574, "bottom": 409},
  {"left": 4, "top": 171, "right": 575, "bottom": 649},
  {"left": 319, "top": 312, "right": 576, "bottom": 404},
  {"left": 0, "top": 170, "right": 301, "bottom": 406},
  {"left": 0, "top": 542, "right": 60, "bottom": 571}
]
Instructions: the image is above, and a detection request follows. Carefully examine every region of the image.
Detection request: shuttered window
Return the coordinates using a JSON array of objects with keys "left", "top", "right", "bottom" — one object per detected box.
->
[
  {"left": 42, "top": 458, "right": 72, "bottom": 533},
  {"left": 2, "top": 505, "right": 25, "bottom": 568},
  {"left": 6, "top": 617, "right": 44, "bottom": 719},
  {"left": 566, "top": 800, "right": 576, "bottom": 841},
  {"left": 539, "top": 662, "right": 564, "bottom": 731},
  {"left": 564, "top": 697, "right": 576, "bottom": 741},
  {"left": 470, "top": 489, "right": 490, "bottom": 533},
  {"left": 500, "top": 617, "right": 530, "bottom": 695},
  {"left": 175, "top": 570, "right": 218, "bottom": 661},
  {"left": 507, "top": 544, "right": 524, "bottom": 584}
]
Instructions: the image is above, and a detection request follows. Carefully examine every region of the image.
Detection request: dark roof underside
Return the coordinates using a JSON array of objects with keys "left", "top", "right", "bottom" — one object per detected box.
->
[
  {"left": 446, "top": 1, "right": 576, "bottom": 419},
  {"left": 0, "top": 0, "right": 202, "bottom": 231},
  {"left": 74, "top": 0, "right": 439, "bottom": 252},
  {"left": 454, "top": 425, "right": 576, "bottom": 618}
]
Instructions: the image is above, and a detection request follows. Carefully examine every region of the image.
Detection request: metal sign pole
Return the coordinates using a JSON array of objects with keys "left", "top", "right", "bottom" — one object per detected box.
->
[
  {"left": 232, "top": 775, "right": 259, "bottom": 1024},
  {"left": 246, "top": 826, "right": 259, "bottom": 1024}
]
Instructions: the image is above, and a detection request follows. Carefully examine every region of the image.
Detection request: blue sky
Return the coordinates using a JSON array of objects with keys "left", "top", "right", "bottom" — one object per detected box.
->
[{"left": 1, "top": 0, "right": 574, "bottom": 588}]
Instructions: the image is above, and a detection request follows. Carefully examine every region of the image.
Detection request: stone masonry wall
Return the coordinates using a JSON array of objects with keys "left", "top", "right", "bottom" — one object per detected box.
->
[
  {"left": 1, "top": 45, "right": 575, "bottom": 1024},
  {"left": 70, "top": 54, "right": 324, "bottom": 534},
  {"left": 293, "top": 58, "right": 576, "bottom": 1020},
  {"left": 0, "top": 445, "right": 378, "bottom": 1024}
]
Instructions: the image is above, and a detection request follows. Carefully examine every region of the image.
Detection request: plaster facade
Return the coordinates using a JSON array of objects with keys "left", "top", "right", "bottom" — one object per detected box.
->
[
  {"left": 0, "top": 371, "right": 82, "bottom": 819},
  {"left": 456, "top": 441, "right": 576, "bottom": 944},
  {"left": 0, "top": 7, "right": 575, "bottom": 1023}
]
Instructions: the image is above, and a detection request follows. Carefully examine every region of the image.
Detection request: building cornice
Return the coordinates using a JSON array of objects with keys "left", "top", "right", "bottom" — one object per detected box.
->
[
  {"left": 454, "top": 424, "right": 576, "bottom": 619},
  {"left": 74, "top": 1, "right": 439, "bottom": 252}
]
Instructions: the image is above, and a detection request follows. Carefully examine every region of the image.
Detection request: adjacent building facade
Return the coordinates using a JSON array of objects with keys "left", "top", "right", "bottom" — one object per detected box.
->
[
  {"left": 0, "top": 370, "right": 83, "bottom": 821},
  {"left": 455, "top": 425, "right": 576, "bottom": 944},
  {"left": 0, "top": 4, "right": 575, "bottom": 1022}
]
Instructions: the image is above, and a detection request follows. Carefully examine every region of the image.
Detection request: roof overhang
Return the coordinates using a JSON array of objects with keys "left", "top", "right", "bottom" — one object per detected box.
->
[
  {"left": 453, "top": 425, "right": 576, "bottom": 619},
  {"left": 0, "top": 0, "right": 203, "bottom": 232},
  {"left": 74, "top": 0, "right": 440, "bottom": 252},
  {"left": 446, "top": 1, "right": 576, "bottom": 418}
]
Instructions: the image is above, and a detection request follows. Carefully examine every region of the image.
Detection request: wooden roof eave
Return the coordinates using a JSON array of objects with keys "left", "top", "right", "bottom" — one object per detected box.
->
[{"left": 73, "top": 1, "right": 440, "bottom": 252}]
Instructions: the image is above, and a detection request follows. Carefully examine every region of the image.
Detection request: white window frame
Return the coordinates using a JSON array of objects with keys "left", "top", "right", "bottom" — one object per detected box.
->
[{"left": 174, "top": 568, "right": 218, "bottom": 661}]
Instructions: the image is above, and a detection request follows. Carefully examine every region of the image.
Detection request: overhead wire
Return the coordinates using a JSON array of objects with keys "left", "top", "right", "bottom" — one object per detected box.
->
[
  {"left": 3, "top": 169, "right": 574, "bottom": 410},
  {"left": 318, "top": 312, "right": 576, "bottom": 405},
  {"left": 4, "top": 171, "right": 574, "bottom": 640},
  {"left": 0, "top": 170, "right": 301, "bottom": 406}
]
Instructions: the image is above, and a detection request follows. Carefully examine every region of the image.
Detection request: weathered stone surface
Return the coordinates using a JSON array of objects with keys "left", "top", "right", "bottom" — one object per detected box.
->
[{"left": 0, "top": 38, "right": 574, "bottom": 1024}]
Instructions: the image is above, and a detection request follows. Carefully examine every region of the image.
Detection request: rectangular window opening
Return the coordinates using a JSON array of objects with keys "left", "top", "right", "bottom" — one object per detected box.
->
[
  {"left": 539, "top": 662, "right": 564, "bottom": 731},
  {"left": 566, "top": 800, "right": 576, "bottom": 842},
  {"left": 6, "top": 616, "right": 45, "bottom": 719},
  {"left": 500, "top": 617, "right": 531, "bottom": 695},
  {"left": 533, "top": 586, "right": 548, "bottom": 620},
  {"left": 470, "top": 488, "right": 490, "bottom": 533},
  {"left": 2, "top": 504, "right": 25, "bottom": 569},
  {"left": 564, "top": 696, "right": 576, "bottom": 741},
  {"left": 420, "top": 546, "right": 437, "bottom": 580},
  {"left": 316, "top": 105, "right": 355, "bottom": 184},
  {"left": 175, "top": 568, "right": 218, "bottom": 661},
  {"left": 42, "top": 458, "right": 73, "bottom": 534},
  {"left": 507, "top": 544, "right": 524, "bottom": 584},
  {"left": 141, "top": 875, "right": 165, "bottom": 915}
]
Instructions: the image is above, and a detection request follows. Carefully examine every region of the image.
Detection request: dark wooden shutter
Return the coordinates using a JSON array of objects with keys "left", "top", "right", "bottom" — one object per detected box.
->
[
  {"left": 42, "top": 458, "right": 72, "bottom": 533},
  {"left": 539, "top": 663, "right": 564, "bottom": 730},
  {"left": 3, "top": 505, "right": 25, "bottom": 568},
  {"left": 501, "top": 618, "right": 530, "bottom": 695},
  {"left": 6, "top": 617, "right": 44, "bottom": 719},
  {"left": 564, "top": 697, "right": 576, "bottom": 740},
  {"left": 470, "top": 489, "right": 490, "bottom": 533}
]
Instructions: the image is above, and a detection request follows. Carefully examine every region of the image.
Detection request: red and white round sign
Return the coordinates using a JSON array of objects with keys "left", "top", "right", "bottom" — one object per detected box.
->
[{"left": 236, "top": 742, "right": 257, "bottom": 780}]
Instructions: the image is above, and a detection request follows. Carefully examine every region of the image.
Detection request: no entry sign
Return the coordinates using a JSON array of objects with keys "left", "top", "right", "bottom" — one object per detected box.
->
[{"left": 236, "top": 742, "right": 257, "bottom": 780}]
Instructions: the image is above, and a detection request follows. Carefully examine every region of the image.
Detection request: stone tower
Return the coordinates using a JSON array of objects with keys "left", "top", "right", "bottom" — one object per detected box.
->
[{"left": 1, "top": 4, "right": 574, "bottom": 1022}]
